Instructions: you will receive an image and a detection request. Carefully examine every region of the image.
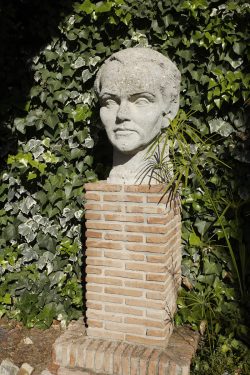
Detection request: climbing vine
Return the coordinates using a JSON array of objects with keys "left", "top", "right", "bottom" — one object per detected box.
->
[{"left": 0, "top": 4, "right": 249, "bottom": 363}]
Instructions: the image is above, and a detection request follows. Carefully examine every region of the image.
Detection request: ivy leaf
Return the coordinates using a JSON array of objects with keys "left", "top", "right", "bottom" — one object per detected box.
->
[
  {"left": 208, "top": 118, "right": 234, "bottom": 137},
  {"left": 72, "top": 57, "right": 86, "bottom": 69},
  {"left": 75, "top": 0, "right": 95, "bottom": 14},
  {"left": 82, "top": 69, "right": 93, "bottom": 83},
  {"left": 72, "top": 105, "right": 91, "bottom": 122},
  {"left": 194, "top": 220, "right": 210, "bottom": 236},
  {"left": 189, "top": 232, "right": 202, "bottom": 246}
]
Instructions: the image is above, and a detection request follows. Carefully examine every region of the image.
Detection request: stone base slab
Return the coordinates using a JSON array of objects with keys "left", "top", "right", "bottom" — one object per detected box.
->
[{"left": 52, "top": 319, "right": 199, "bottom": 375}]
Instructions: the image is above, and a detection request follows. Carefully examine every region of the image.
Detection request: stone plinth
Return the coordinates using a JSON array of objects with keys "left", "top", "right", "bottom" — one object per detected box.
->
[
  {"left": 84, "top": 182, "right": 182, "bottom": 348},
  {"left": 52, "top": 319, "right": 199, "bottom": 375}
]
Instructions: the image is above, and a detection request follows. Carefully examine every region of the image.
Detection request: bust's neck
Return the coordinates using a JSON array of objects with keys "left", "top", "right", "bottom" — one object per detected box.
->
[{"left": 107, "top": 143, "right": 169, "bottom": 185}]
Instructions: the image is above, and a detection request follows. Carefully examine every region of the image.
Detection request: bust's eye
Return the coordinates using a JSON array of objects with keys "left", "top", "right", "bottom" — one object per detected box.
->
[
  {"left": 100, "top": 96, "right": 119, "bottom": 107},
  {"left": 134, "top": 97, "right": 151, "bottom": 105}
]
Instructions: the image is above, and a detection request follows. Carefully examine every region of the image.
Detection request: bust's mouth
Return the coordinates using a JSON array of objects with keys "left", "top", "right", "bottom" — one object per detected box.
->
[{"left": 114, "top": 127, "right": 138, "bottom": 136}]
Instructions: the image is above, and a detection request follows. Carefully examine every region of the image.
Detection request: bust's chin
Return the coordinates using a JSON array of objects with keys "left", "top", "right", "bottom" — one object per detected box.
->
[
  {"left": 113, "top": 143, "right": 144, "bottom": 156},
  {"left": 110, "top": 140, "right": 142, "bottom": 156}
]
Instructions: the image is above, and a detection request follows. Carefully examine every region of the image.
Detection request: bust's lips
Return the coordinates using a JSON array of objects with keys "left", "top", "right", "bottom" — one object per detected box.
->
[
  {"left": 115, "top": 129, "right": 135, "bottom": 135},
  {"left": 114, "top": 126, "right": 138, "bottom": 136}
]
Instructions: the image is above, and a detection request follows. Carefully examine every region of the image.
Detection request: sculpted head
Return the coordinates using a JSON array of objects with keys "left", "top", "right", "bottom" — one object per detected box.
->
[{"left": 94, "top": 48, "right": 181, "bottom": 156}]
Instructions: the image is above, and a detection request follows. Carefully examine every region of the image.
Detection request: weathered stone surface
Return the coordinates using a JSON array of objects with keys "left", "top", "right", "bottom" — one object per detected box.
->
[
  {"left": 52, "top": 321, "right": 199, "bottom": 375},
  {"left": 0, "top": 359, "right": 19, "bottom": 375},
  {"left": 40, "top": 370, "right": 53, "bottom": 375},
  {"left": 17, "top": 363, "right": 34, "bottom": 375},
  {"left": 22, "top": 337, "right": 33, "bottom": 345},
  {"left": 94, "top": 48, "right": 181, "bottom": 184}
]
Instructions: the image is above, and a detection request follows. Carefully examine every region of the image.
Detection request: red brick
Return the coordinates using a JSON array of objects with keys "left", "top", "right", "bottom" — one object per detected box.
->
[
  {"left": 86, "top": 266, "right": 102, "bottom": 275},
  {"left": 94, "top": 340, "right": 110, "bottom": 372},
  {"left": 124, "top": 185, "right": 165, "bottom": 193},
  {"left": 146, "top": 290, "right": 169, "bottom": 301},
  {"left": 85, "top": 212, "right": 102, "bottom": 220},
  {"left": 87, "top": 319, "right": 103, "bottom": 328},
  {"left": 86, "top": 302, "right": 102, "bottom": 310},
  {"left": 86, "top": 292, "right": 123, "bottom": 304},
  {"left": 130, "top": 346, "right": 145, "bottom": 375},
  {"left": 124, "top": 279, "right": 166, "bottom": 291},
  {"left": 105, "top": 321, "right": 145, "bottom": 335},
  {"left": 104, "top": 232, "right": 144, "bottom": 243},
  {"left": 124, "top": 316, "right": 165, "bottom": 329},
  {"left": 84, "top": 339, "right": 100, "bottom": 370},
  {"left": 126, "top": 205, "right": 166, "bottom": 214},
  {"left": 85, "top": 192, "right": 100, "bottom": 201},
  {"left": 126, "top": 243, "right": 167, "bottom": 254},
  {"left": 139, "top": 347, "right": 154, "bottom": 375},
  {"left": 104, "top": 250, "right": 144, "bottom": 261},
  {"left": 124, "top": 194, "right": 144, "bottom": 203},
  {"left": 85, "top": 203, "right": 102, "bottom": 211},
  {"left": 87, "top": 310, "right": 123, "bottom": 323},
  {"left": 104, "top": 213, "right": 144, "bottom": 223},
  {"left": 147, "top": 216, "right": 168, "bottom": 224},
  {"left": 102, "top": 203, "right": 122, "bottom": 212},
  {"left": 69, "top": 350, "right": 76, "bottom": 367},
  {"left": 105, "top": 269, "right": 144, "bottom": 280},
  {"left": 147, "top": 350, "right": 161, "bottom": 375},
  {"left": 146, "top": 310, "right": 168, "bottom": 320},
  {"left": 125, "top": 224, "right": 167, "bottom": 234},
  {"left": 103, "top": 194, "right": 121, "bottom": 202},
  {"left": 125, "top": 298, "right": 164, "bottom": 309},
  {"left": 86, "top": 203, "right": 122, "bottom": 212},
  {"left": 146, "top": 233, "right": 170, "bottom": 244},
  {"left": 121, "top": 343, "right": 134, "bottom": 375},
  {"left": 147, "top": 328, "right": 167, "bottom": 337},
  {"left": 168, "top": 362, "right": 177, "bottom": 375},
  {"left": 105, "top": 286, "right": 143, "bottom": 297},
  {"left": 105, "top": 304, "right": 143, "bottom": 316},
  {"left": 86, "top": 275, "right": 123, "bottom": 286},
  {"left": 85, "top": 182, "right": 122, "bottom": 191},
  {"left": 113, "top": 343, "right": 128, "bottom": 375},
  {"left": 146, "top": 254, "right": 168, "bottom": 263},
  {"left": 104, "top": 232, "right": 126, "bottom": 241},
  {"left": 146, "top": 273, "right": 168, "bottom": 282},
  {"left": 85, "top": 249, "right": 103, "bottom": 257},
  {"left": 86, "top": 285, "right": 103, "bottom": 293},
  {"left": 126, "top": 234, "right": 144, "bottom": 242},
  {"left": 125, "top": 262, "right": 166, "bottom": 273},
  {"left": 86, "top": 258, "right": 123, "bottom": 268},
  {"left": 147, "top": 195, "right": 167, "bottom": 203},
  {"left": 85, "top": 230, "right": 102, "bottom": 239},
  {"left": 86, "top": 221, "right": 123, "bottom": 231},
  {"left": 103, "top": 341, "right": 119, "bottom": 373},
  {"left": 126, "top": 334, "right": 167, "bottom": 347},
  {"left": 87, "top": 328, "right": 124, "bottom": 341},
  {"left": 86, "top": 239, "right": 123, "bottom": 250}
]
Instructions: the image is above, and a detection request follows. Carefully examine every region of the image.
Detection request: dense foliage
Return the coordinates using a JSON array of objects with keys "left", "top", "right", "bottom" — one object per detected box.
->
[{"left": 0, "top": 0, "right": 249, "bottom": 367}]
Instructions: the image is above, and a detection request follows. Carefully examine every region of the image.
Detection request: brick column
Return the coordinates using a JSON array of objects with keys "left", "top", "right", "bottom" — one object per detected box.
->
[{"left": 84, "top": 182, "right": 181, "bottom": 349}]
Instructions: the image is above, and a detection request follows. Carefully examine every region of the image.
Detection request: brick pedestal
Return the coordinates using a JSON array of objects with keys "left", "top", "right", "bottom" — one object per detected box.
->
[
  {"left": 84, "top": 182, "right": 182, "bottom": 348},
  {"left": 52, "top": 319, "right": 199, "bottom": 375},
  {"left": 51, "top": 182, "right": 199, "bottom": 375}
]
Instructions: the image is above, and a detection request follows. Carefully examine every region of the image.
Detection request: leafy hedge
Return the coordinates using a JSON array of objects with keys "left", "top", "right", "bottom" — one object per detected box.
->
[{"left": 0, "top": 0, "right": 249, "bottom": 345}]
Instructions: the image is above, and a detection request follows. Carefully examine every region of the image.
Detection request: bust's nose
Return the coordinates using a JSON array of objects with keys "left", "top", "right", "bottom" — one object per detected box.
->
[{"left": 116, "top": 99, "right": 131, "bottom": 122}]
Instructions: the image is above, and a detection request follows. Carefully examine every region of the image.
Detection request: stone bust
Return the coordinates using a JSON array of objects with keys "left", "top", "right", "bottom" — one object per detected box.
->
[{"left": 94, "top": 47, "right": 181, "bottom": 184}]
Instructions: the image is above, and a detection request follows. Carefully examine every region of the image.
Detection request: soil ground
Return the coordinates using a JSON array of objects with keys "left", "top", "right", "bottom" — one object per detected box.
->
[{"left": 0, "top": 318, "right": 62, "bottom": 374}]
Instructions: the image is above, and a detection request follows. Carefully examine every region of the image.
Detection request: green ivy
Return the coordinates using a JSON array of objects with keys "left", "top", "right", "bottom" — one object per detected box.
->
[{"left": 0, "top": 0, "right": 249, "bottom": 342}]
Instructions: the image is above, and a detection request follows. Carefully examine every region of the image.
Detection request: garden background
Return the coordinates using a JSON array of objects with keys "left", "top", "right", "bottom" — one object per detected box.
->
[{"left": 0, "top": 0, "right": 249, "bottom": 372}]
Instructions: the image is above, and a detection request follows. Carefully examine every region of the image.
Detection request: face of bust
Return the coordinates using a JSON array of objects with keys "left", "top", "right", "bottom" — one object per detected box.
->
[{"left": 99, "top": 61, "right": 167, "bottom": 155}]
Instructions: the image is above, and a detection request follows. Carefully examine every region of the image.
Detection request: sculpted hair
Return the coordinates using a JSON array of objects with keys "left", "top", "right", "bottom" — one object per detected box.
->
[{"left": 94, "top": 47, "right": 181, "bottom": 119}]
